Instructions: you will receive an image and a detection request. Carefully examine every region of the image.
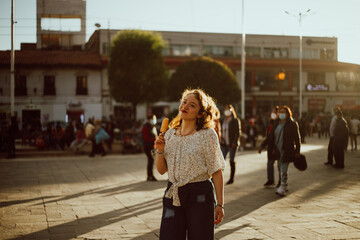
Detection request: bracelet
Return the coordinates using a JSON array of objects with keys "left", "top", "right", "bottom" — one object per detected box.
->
[
  {"left": 156, "top": 150, "right": 164, "bottom": 154},
  {"left": 216, "top": 204, "right": 224, "bottom": 208}
]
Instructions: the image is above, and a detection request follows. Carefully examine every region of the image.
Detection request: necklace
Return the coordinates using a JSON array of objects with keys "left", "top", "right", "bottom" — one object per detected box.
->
[{"left": 179, "top": 127, "right": 196, "bottom": 136}]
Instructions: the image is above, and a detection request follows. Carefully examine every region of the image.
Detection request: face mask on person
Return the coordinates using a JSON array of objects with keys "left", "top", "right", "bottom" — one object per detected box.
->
[
  {"left": 279, "top": 113, "right": 286, "bottom": 120},
  {"left": 150, "top": 119, "right": 157, "bottom": 125},
  {"left": 224, "top": 110, "right": 232, "bottom": 117},
  {"left": 271, "top": 112, "right": 277, "bottom": 120},
  {"left": 334, "top": 116, "right": 338, "bottom": 120}
]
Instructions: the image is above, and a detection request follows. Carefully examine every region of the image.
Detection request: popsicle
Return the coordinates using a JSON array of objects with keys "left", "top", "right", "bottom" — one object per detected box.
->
[{"left": 160, "top": 118, "right": 169, "bottom": 133}]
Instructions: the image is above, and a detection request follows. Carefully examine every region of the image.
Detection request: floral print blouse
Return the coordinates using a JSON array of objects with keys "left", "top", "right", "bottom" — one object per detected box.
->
[{"left": 163, "top": 127, "right": 225, "bottom": 206}]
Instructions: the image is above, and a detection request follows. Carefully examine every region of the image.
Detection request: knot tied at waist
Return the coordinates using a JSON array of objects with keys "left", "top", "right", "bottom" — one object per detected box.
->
[
  {"left": 165, "top": 182, "right": 182, "bottom": 207},
  {"left": 164, "top": 179, "right": 212, "bottom": 207}
]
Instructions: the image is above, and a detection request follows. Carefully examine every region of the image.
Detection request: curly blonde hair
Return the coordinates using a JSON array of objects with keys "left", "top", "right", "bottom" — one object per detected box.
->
[{"left": 169, "top": 88, "right": 219, "bottom": 131}]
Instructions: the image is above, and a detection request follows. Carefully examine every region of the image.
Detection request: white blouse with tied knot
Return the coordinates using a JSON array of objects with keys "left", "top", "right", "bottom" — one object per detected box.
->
[{"left": 163, "top": 127, "right": 226, "bottom": 207}]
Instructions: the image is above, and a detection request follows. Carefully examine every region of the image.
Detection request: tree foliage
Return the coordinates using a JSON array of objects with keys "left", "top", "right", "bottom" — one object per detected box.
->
[
  {"left": 108, "top": 30, "right": 168, "bottom": 119},
  {"left": 168, "top": 57, "right": 241, "bottom": 105}
]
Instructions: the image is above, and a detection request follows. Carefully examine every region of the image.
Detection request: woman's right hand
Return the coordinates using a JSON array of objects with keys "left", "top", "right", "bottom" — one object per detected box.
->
[{"left": 155, "top": 133, "right": 165, "bottom": 152}]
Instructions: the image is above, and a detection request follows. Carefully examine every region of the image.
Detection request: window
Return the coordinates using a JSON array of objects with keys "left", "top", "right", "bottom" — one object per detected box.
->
[
  {"left": 203, "top": 45, "right": 233, "bottom": 57},
  {"left": 308, "top": 73, "right": 325, "bottom": 85},
  {"left": 161, "top": 47, "right": 170, "bottom": 56},
  {"left": 76, "top": 76, "right": 88, "bottom": 95},
  {"left": 255, "top": 71, "right": 289, "bottom": 91},
  {"left": 320, "top": 48, "right": 335, "bottom": 60},
  {"left": 290, "top": 48, "right": 319, "bottom": 59},
  {"left": 44, "top": 75, "right": 56, "bottom": 96},
  {"left": 336, "top": 72, "right": 360, "bottom": 91},
  {"left": 15, "top": 75, "right": 27, "bottom": 96},
  {"left": 171, "top": 45, "right": 200, "bottom": 56},
  {"left": 239, "top": 47, "right": 261, "bottom": 58},
  {"left": 263, "top": 48, "right": 288, "bottom": 59}
]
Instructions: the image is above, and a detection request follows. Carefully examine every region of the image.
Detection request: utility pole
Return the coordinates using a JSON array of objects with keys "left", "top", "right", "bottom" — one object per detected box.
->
[
  {"left": 10, "top": 0, "right": 15, "bottom": 117},
  {"left": 285, "top": 9, "right": 312, "bottom": 119},
  {"left": 240, "top": 0, "right": 246, "bottom": 119}
]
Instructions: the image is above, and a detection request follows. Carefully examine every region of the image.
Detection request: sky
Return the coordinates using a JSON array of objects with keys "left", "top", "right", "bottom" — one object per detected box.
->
[{"left": 1, "top": 0, "right": 360, "bottom": 65}]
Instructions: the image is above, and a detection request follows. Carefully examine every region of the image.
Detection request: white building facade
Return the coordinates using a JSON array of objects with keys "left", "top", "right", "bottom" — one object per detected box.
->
[{"left": 0, "top": 49, "right": 105, "bottom": 127}]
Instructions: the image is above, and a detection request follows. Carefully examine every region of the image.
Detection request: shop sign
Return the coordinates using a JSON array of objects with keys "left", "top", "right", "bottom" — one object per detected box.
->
[{"left": 306, "top": 84, "right": 329, "bottom": 92}]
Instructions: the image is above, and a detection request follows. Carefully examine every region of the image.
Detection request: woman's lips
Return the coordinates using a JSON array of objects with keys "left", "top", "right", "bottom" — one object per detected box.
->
[{"left": 181, "top": 110, "right": 187, "bottom": 113}]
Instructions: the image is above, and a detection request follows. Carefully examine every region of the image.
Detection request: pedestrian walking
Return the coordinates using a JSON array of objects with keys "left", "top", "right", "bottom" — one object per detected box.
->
[
  {"left": 258, "top": 106, "right": 281, "bottom": 188},
  {"left": 89, "top": 119, "right": 107, "bottom": 157},
  {"left": 6, "top": 116, "right": 19, "bottom": 159},
  {"left": 155, "top": 89, "right": 225, "bottom": 240},
  {"left": 349, "top": 115, "right": 360, "bottom": 151},
  {"left": 69, "top": 123, "right": 88, "bottom": 151},
  {"left": 142, "top": 115, "right": 158, "bottom": 181},
  {"left": 247, "top": 122, "right": 257, "bottom": 149},
  {"left": 324, "top": 108, "right": 339, "bottom": 166},
  {"left": 332, "top": 108, "right": 349, "bottom": 169},
  {"left": 221, "top": 104, "right": 241, "bottom": 185},
  {"left": 267, "top": 106, "right": 301, "bottom": 196}
]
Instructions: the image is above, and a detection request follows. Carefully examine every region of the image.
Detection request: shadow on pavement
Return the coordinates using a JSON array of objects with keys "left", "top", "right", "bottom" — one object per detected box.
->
[
  {"left": 0, "top": 196, "right": 54, "bottom": 208},
  {"left": 7, "top": 197, "right": 162, "bottom": 240}
]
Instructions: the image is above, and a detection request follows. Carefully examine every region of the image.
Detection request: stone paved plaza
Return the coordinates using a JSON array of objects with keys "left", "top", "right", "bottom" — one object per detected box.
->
[{"left": 0, "top": 137, "right": 359, "bottom": 240}]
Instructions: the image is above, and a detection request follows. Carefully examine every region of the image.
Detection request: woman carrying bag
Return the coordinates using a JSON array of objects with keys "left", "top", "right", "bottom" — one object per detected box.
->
[
  {"left": 155, "top": 89, "right": 225, "bottom": 240},
  {"left": 268, "top": 106, "right": 301, "bottom": 196}
]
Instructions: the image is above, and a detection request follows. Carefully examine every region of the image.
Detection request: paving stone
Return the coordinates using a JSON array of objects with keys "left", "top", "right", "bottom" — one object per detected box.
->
[{"left": 0, "top": 137, "right": 359, "bottom": 239}]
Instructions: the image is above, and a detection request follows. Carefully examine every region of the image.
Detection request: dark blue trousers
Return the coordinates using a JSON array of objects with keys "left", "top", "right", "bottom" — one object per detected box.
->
[{"left": 159, "top": 181, "right": 216, "bottom": 240}]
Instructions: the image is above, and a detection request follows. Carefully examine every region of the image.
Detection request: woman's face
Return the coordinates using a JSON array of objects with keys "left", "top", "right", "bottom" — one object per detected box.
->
[
  {"left": 179, "top": 94, "right": 202, "bottom": 121},
  {"left": 279, "top": 108, "right": 288, "bottom": 120}
]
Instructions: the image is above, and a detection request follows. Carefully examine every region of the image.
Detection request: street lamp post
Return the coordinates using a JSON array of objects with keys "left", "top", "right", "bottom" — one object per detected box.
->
[
  {"left": 285, "top": 9, "right": 311, "bottom": 119},
  {"left": 10, "top": 0, "right": 15, "bottom": 117},
  {"left": 275, "top": 71, "right": 286, "bottom": 106},
  {"left": 240, "top": 0, "right": 246, "bottom": 120}
]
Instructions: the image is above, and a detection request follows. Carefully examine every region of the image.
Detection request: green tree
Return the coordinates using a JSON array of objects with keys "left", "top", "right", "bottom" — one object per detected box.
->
[
  {"left": 168, "top": 57, "right": 241, "bottom": 105},
  {"left": 108, "top": 30, "right": 168, "bottom": 119}
]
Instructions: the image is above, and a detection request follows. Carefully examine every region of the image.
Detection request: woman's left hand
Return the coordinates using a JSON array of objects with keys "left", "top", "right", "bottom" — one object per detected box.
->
[
  {"left": 295, "top": 153, "right": 300, "bottom": 158},
  {"left": 214, "top": 206, "right": 224, "bottom": 224}
]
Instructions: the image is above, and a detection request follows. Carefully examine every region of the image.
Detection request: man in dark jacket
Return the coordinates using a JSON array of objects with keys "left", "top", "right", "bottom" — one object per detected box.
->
[
  {"left": 332, "top": 108, "right": 349, "bottom": 169},
  {"left": 142, "top": 115, "right": 158, "bottom": 181}
]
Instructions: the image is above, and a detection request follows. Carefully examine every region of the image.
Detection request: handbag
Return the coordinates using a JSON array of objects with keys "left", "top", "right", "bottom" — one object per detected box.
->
[
  {"left": 95, "top": 128, "right": 110, "bottom": 144},
  {"left": 293, "top": 154, "right": 307, "bottom": 171}
]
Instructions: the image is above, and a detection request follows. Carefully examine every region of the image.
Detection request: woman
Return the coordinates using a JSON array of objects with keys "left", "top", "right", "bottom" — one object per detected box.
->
[
  {"left": 155, "top": 89, "right": 225, "bottom": 240},
  {"left": 221, "top": 104, "right": 241, "bottom": 185},
  {"left": 268, "top": 106, "right": 300, "bottom": 196},
  {"left": 258, "top": 106, "right": 280, "bottom": 188}
]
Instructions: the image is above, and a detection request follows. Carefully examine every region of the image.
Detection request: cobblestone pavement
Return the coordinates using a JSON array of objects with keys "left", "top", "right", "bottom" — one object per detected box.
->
[{"left": 0, "top": 137, "right": 359, "bottom": 240}]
